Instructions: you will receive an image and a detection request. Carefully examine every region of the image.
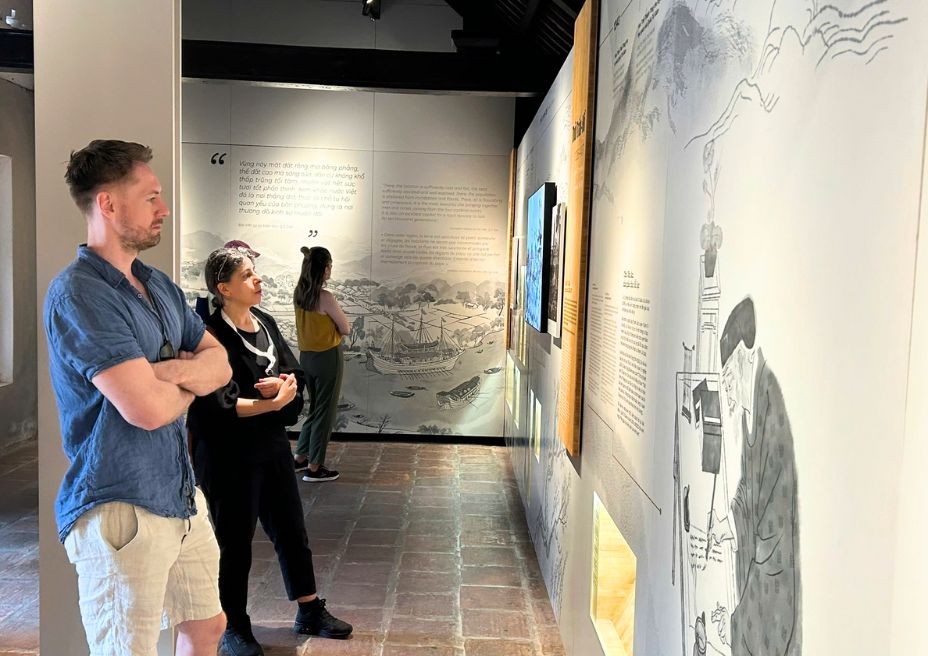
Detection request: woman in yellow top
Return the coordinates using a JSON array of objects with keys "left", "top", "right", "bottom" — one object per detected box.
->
[{"left": 293, "top": 246, "right": 351, "bottom": 482}]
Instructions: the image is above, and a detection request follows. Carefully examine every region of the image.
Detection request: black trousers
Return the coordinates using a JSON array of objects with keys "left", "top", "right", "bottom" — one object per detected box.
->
[{"left": 198, "top": 450, "right": 317, "bottom": 630}]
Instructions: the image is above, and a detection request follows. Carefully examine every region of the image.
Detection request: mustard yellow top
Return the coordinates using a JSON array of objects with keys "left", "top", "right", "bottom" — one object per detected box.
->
[{"left": 295, "top": 306, "right": 342, "bottom": 351}]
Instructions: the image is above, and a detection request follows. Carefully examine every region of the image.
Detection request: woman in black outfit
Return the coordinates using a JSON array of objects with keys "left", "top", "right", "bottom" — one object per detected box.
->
[{"left": 188, "top": 247, "right": 351, "bottom": 656}]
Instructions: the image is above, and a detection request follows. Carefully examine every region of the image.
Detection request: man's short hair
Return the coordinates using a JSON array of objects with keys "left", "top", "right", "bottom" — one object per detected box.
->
[{"left": 64, "top": 140, "right": 153, "bottom": 215}]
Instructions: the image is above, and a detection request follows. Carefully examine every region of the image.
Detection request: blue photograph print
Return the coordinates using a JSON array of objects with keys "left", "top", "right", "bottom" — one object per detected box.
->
[{"left": 525, "top": 182, "right": 555, "bottom": 332}]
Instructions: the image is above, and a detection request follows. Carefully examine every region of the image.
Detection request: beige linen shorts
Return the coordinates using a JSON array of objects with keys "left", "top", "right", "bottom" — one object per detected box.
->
[{"left": 63, "top": 488, "right": 222, "bottom": 655}]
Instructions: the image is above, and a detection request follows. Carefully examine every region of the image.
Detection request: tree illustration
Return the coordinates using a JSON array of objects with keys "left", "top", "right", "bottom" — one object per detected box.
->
[
  {"left": 492, "top": 288, "right": 506, "bottom": 315},
  {"left": 417, "top": 424, "right": 453, "bottom": 435},
  {"left": 349, "top": 315, "right": 366, "bottom": 349},
  {"left": 377, "top": 414, "right": 391, "bottom": 433},
  {"left": 416, "top": 290, "right": 436, "bottom": 307}
]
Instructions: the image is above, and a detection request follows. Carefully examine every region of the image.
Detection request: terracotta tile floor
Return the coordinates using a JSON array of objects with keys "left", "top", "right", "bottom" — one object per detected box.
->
[
  {"left": 249, "top": 441, "right": 565, "bottom": 656},
  {"left": 0, "top": 439, "right": 39, "bottom": 655},
  {"left": 0, "top": 440, "right": 565, "bottom": 656}
]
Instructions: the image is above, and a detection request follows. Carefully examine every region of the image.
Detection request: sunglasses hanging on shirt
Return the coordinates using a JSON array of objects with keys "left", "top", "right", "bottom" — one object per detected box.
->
[
  {"left": 158, "top": 339, "right": 176, "bottom": 361},
  {"left": 145, "top": 284, "right": 176, "bottom": 361}
]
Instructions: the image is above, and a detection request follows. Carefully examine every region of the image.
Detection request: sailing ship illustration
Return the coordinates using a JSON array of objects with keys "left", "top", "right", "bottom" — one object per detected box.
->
[
  {"left": 368, "top": 310, "right": 464, "bottom": 376},
  {"left": 436, "top": 375, "right": 481, "bottom": 409}
]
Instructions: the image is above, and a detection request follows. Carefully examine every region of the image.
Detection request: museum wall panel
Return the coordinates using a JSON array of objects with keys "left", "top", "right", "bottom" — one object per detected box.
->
[
  {"left": 182, "top": 82, "right": 514, "bottom": 437},
  {"left": 509, "top": 1, "right": 928, "bottom": 654},
  {"left": 889, "top": 92, "right": 928, "bottom": 656},
  {"left": 508, "top": 50, "right": 581, "bottom": 634}
]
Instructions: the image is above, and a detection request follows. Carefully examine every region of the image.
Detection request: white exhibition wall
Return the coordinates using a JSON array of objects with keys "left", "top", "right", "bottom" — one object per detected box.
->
[
  {"left": 509, "top": 50, "right": 578, "bottom": 622},
  {"left": 182, "top": 83, "right": 514, "bottom": 436},
  {"left": 0, "top": 79, "right": 37, "bottom": 452},
  {"left": 508, "top": 1, "right": 928, "bottom": 655}
]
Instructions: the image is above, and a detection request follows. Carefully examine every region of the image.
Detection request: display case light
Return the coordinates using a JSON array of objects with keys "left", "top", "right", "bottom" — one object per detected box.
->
[{"left": 362, "top": 0, "right": 381, "bottom": 20}]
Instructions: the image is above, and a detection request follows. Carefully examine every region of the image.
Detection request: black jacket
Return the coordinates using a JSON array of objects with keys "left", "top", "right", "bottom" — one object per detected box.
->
[{"left": 188, "top": 307, "right": 304, "bottom": 465}]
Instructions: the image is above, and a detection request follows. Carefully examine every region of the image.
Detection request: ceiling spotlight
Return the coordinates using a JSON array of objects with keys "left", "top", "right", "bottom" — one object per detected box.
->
[{"left": 362, "top": 0, "right": 381, "bottom": 20}]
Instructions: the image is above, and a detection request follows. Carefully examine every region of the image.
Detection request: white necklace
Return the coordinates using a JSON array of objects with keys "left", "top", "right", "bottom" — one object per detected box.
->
[{"left": 221, "top": 309, "right": 277, "bottom": 376}]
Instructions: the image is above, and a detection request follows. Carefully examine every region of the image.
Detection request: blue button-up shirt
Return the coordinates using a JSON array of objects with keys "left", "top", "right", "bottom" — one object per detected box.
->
[{"left": 44, "top": 245, "right": 206, "bottom": 542}]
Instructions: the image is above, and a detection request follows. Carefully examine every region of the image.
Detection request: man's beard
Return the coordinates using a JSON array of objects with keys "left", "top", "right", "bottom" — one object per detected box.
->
[{"left": 118, "top": 218, "right": 162, "bottom": 251}]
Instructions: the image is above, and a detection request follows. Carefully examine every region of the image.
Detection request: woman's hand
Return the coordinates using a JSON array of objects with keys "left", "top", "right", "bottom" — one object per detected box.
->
[
  {"left": 254, "top": 375, "right": 284, "bottom": 399},
  {"left": 272, "top": 373, "right": 298, "bottom": 409}
]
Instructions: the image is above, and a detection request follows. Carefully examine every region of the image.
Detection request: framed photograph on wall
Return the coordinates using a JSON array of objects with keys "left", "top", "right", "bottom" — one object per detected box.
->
[
  {"left": 529, "top": 389, "right": 537, "bottom": 459},
  {"left": 533, "top": 395, "right": 542, "bottom": 462},
  {"left": 525, "top": 182, "right": 556, "bottom": 332},
  {"left": 518, "top": 265, "right": 528, "bottom": 363},
  {"left": 509, "top": 236, "right": 522, "bottom": 310},
  {"left": 505, "top": 352, "right": 516, "bottom": 414},
  {"left": 510, "top": 309, "right": 522, "bottom": 360},
  {"left": 547, "top": 203, "right": 568, "bottom": 338}
]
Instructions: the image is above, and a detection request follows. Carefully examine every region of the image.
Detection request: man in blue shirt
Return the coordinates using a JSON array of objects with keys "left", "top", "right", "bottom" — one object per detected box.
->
[{"left": 44, "top": 140, "right": 232, "bottom": 655}]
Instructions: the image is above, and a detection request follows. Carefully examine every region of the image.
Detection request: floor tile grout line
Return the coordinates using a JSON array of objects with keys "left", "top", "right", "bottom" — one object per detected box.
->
[
  {"left": 0, "top": 440, "right": 38, "bottom": 655},
  {"left": 509, "top": 453, "right": 549, "bottom": 656},
  {"left": 451, "top": 447, "right": 466, "bottom": 654},
  {"left": 371, "top": 444, "right": 411, "bottom": 656}
]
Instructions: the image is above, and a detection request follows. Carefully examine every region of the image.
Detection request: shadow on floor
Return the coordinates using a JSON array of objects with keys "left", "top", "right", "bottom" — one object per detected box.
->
[
  {"left": 0, "top": 438, "right": 39, "bottom": 655},
  {"left": 0, "top": 440, "right": 566, "bottom": 656}
]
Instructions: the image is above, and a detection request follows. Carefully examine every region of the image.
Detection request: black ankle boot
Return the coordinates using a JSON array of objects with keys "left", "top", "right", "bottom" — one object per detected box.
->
[
  {"left": 293, "top": 598, "right": 353, "bottom": 639},
  {"left": 219, "top": 624, "right": 265, "bottom": 656}
]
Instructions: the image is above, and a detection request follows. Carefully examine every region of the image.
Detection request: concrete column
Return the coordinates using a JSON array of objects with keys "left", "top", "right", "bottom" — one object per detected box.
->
[{"left": 34, "top": 2, "right": 181, "bottom": 654}]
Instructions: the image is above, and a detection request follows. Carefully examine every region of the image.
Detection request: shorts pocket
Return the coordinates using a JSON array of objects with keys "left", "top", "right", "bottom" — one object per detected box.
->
[{"left": 97, "top": 502, "right": 142, "bottom": 554}]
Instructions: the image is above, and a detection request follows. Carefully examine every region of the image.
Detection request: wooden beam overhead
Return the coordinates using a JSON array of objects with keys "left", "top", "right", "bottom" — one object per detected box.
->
[
  {"left": 182, "top": 40, "right": 551, "bottom": 96},
  {"left": 0, "top": 29, "right": 32, "bottom": 71}
]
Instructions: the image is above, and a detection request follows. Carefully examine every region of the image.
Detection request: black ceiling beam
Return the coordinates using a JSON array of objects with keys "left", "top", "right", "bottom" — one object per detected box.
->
[
  {"left": 550, "top": 0, "right": 579, "bottom": 21},
  {"left": 447, "top": 0, "right": 504, "bottom": 54},
  {"left": 519, "top": 0, "right": 544, "bottom": 35},
  {"left": 442, "top": 0, "right": 469, "bottom": 17},
  {"left": 0, "top": 29, "right": 33, "bottom": 71},
  {"left": 0, "top": 31, "right": 557, "bottom": 96},
  {"left": 183, "top": 39, "right": 551, "bottom": 96}
]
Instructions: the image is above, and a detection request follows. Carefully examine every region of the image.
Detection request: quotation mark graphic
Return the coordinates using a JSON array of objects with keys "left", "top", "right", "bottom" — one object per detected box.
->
[
  {"left": 307, "top": 230, "right": 319, "bottom": 238},
  {"left": 210, "top": 152, "right": 227, "bottom": 165}
]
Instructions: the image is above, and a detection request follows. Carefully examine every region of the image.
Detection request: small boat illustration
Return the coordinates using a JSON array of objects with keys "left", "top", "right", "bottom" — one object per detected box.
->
[
  {"left": 390, "top": 390, "right": 415, "bottom": 398},
  {"left": 407, "top": 385, "right": 426, "bottom": 390},
  {"left": 483, "top": 367, "right": 503, "bottom": 374},
  {"left": 436, "top": 376, "right": 480, "bottom": 409}
]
